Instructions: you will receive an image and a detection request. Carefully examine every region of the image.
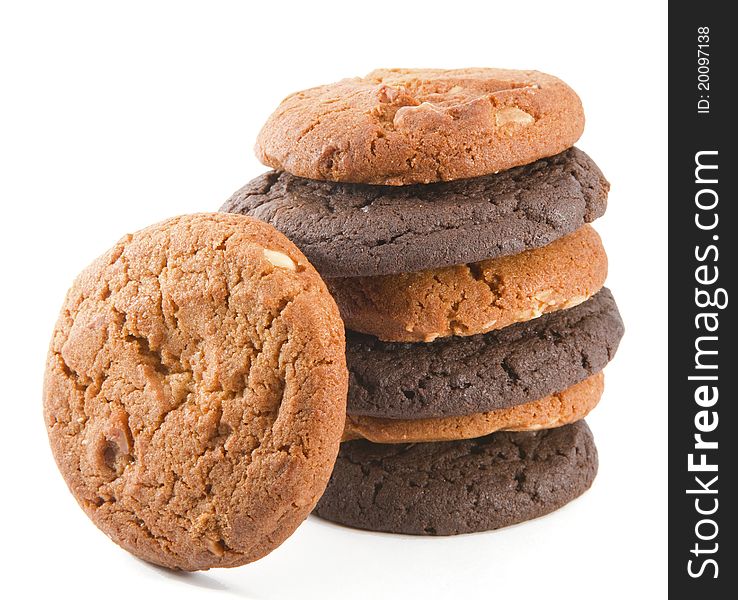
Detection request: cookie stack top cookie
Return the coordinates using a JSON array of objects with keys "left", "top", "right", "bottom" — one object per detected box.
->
[{"left": 256, "top": 68, "right": 585, "bottom": 185}]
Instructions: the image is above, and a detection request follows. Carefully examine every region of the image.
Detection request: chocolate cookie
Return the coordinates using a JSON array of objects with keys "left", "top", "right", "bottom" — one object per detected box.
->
[
  {"left": 222, "top": 147, "right": 608, "bottom": 278},
  {"left": 346, "top": 288, "right": 623, "bottom": 419},
  {"left": 330, "top": 224, "right": 607, "bottom": 342},
  {"left": 43, "top": 213, "right": 348, "bottom": 571},
  {"left": 344, "top": 373, "right": 602, "bottom": 444},
  {"left": 255, "top": 68, "right": 585, "bottom": 185},
  {"left": 313, "top": 420, "right": 598, "bottom": 535}
]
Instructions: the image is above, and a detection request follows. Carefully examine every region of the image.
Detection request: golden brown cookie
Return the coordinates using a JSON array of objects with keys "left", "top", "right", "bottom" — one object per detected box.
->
[
  {"left": 43, "top": 213, "right": 348, "bottom": 571},
  {"left": 329, "top": 225, "right": 607, "bottom": 342},
  {"left": 343, "top": 373, "right": 603, "bottom": 444},
  {"left": 256, "top": 68, "right": 584, "bottom": 185}
]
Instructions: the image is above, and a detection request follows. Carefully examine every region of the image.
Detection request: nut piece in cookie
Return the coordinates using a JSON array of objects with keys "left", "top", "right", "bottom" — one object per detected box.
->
[{"left": 263, "top": 248, "right": 297, "bottom": 270}]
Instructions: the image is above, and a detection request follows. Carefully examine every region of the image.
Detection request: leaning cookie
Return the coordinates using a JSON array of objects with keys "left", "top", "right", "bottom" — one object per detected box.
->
[
  {"left": 222, "top": 148, "right": 608, "bottom": 278},
  {"left": 344, "top": 373, "right": 602, "bottom": 443},
  {"left": 43, "top": 213, "right": 348, "bottom": 571},
  {"left": 330, "top": 224, "right": 607, "bottom": 342},
  {"left": 256, "top": 68, "right": 585, "bottom": 185},
  {"left": 314, "top": 420, "right": 598, "bottom": 535}
]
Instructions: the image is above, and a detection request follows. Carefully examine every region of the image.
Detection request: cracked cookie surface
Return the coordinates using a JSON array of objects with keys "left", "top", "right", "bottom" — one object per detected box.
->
[
  {"left": 255, "top": 68, "right": 585, "bottom": 185},
  {"left": 222, "top": 148, "right": 608, "bottom": 278},
  {"left": 43, "top": 213, "right": 348, "bottom": 571},
  {"left": 344, "top": 373, "right": 602, "bottom": 443},
  {"left": 346, "top": 288, "right": 623, "bottom": 419},
  {"left": 314, "top": 420, "right": 597, "bottom": 535},
  {"left": 329, "top": 224, "right": 607, "bottom": 342}
]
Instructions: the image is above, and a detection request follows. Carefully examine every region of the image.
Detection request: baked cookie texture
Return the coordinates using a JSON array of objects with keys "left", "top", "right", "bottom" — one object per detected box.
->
[
  {"left": 222, "top": 147, "right": 609, "bottom": 278},
  {"left": 329, "top": 224, "right": 607, "bottom": 342},
  {"left": 346, "top": 288, "right": 623, "bottom": 419},
  {"left": 314, "top": 420, "right": 598, "bottom": 535},
  {"left": 344, "top": 373, "right": 602, "bottom": 443},
  {"left": 256, "top": 68, "right": 585, "bottom": 185},
  {"left": 43, "top": 213, "right": 348, "bottom": 571}
]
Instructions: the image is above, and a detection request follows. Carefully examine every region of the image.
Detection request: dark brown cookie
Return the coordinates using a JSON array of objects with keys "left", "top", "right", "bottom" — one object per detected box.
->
[
  {"left": 43, "top": 213, "right": 348, "bottom": 571},
  {"left": 221, "top": 148, "right": 608, "bottom": 278},
  {"left": 346, "top": 288, "right": 623, "bottom": 419},
  {"left": 313, "top": 420, "right": 598, "bottom": 535}
]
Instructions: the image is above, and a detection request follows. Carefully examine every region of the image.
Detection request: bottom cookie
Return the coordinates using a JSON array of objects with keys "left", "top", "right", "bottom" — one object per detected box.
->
[{"left": 313, "top": 420, "right": 597, "bottom": 535}]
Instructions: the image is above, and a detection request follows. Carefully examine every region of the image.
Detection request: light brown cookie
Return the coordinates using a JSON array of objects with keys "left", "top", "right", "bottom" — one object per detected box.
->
[
  {"left": 344, "top": 373, "right": 603, "bottom": 444},
  {"left": 329, "top": 225, "right": 607, "bottom": 342},
  {"left": 256, "top": 68, "right": 584, "bottom": 185},
  {"left": 43, "top": 213, "right": 348, "bottom": 571}
]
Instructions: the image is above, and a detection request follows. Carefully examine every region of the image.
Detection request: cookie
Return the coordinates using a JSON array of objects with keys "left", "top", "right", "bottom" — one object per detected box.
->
[
  {"left": 43, "top": 213, "right": 348, "bottom": 571},
  {"left": 313, "top": 420, "right": 598, "bottom": 535},
  {"left": 222, "top": 147, "right": 609, "bottom": 278},
  {"left": 255, "top": 68, "right": 585, "bottom": 185},
  {"left": 346, "top": 288, "right": 623, "bottom": 419},
  {"left": 330, "top": 224, "right": 607, "bottom": 342},
  {"left": 344, "top": 373, "right": 602, "bottom": 443}
]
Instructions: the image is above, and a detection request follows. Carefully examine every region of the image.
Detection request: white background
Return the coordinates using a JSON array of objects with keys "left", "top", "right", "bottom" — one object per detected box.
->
[{"left": 0, "top": 1, "right": 667, "bottom": 598}]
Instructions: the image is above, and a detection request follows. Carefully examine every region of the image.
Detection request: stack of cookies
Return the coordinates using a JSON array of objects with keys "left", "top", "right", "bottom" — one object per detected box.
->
[{"left": 223, "top": 68, "right": 624, "bottom": 535}]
